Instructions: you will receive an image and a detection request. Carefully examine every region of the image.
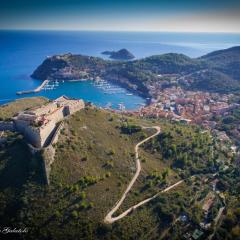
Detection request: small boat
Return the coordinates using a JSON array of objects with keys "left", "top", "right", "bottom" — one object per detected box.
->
[
  {"left": 105, "top": 102, "right": 112, "bottom": 108},
  {"left": 118, "top": 103, "right": 126, "bottom": 111}
]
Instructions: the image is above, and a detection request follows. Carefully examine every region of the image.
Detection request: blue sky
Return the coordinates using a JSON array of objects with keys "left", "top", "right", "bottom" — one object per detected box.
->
[{"left": 1, "top": 0, "right": 240, "bottom": 32}]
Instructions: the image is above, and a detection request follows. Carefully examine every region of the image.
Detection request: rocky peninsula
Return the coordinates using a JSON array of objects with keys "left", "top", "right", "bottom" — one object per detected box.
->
[
  {"left": 31, "top": 46, "right": 240, "bottom": 100},
  {"left": 102, "top": 48, "right": 135, "bottom": 60}
]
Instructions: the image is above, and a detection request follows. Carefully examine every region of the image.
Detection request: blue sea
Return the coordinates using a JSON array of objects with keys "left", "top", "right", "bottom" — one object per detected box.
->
[{"left": 0, "top": 30, "right": 240, "bottom": 109}]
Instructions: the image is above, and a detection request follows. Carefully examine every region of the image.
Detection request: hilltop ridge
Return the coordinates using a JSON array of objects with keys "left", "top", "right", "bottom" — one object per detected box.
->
[
  {"left": 31, "top": 46, "right": 240, "bottom": 97},
  {"left": 0, "top": 98, "right": 239, "bottom": 240}
]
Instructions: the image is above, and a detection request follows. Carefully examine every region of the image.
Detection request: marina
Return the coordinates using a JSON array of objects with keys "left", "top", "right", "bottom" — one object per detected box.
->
[
  {"left": 42, "top": 80, "right": 59, "bottom": 90},
  {"left": 93, "top": 79, "right": 129, "bottom": 95},
  {"left": 13, "top": 79, "right": 146, "bottom": 110},
  {"left": 16, "top": 77, "right": 137, "bottom": 99}
]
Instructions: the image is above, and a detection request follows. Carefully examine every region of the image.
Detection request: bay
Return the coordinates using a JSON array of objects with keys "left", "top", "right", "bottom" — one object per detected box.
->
[{"left": 0, "top": 30, "right": 240, "bottom": 109}]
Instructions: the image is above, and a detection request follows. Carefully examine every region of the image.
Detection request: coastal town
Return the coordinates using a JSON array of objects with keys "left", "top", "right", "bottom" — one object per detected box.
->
[
  {"left": 1, "top": 0, "right": 240, "bottom": 238},
  {"left": 1, "top": 92, "right": 237, "bottom": 239},
  {"left": 139, "top": 86, "right": 238, "bottom": 125},
  {"left": 1, "top": 46, "right": 240, "bottom": 240},
  {"left": 112, "top": 85, "right": 239, "bottom": 144},
  {"left": 107, "top": 84, "right": 240, "bottom": 175}
]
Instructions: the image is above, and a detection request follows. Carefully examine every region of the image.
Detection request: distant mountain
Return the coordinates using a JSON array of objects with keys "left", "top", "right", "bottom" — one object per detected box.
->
[
  {"left": 200, "top": 46, "right": 240, "bottom": 80},
  {"left": 102, "top": 48, "right": 135, "bottom": 60},
  {"left": 31, "top": 46, "right": 240, "bottom": 96},
  {"left": 188, "top": 69, "right": 240, "bottom": 93},
  {"left": 101, "top": 50, "right": 115, "bottom": 55},
  {"left": 201, "top": 46, "right": 240, "bottom": 64},
  {"left": 133, "top": 53, "right": 207, "bottom": 74}
]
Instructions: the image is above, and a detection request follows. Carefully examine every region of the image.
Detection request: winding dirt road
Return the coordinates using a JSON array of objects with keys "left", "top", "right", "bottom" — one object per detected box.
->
[{"left": 104, "top": 126, "right": 183, "bottom": 224}]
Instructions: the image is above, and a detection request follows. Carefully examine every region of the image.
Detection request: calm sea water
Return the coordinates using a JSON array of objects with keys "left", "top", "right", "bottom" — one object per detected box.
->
[{"left": 0, "top": 30, "right": 240, "bottom": 109}]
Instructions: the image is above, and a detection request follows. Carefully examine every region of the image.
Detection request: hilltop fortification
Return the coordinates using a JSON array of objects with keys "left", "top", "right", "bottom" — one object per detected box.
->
[{"left": 13, "top": 96, "right": 85, "bottom": 148}]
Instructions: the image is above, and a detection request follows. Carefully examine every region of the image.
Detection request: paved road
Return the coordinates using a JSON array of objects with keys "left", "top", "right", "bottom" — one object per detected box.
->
[{"left": 104, "top": 126, "right": 183, "bottom": 224}]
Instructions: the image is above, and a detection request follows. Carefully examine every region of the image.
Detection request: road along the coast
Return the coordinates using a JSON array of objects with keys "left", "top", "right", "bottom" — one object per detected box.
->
[{"left": 104, "top": 126, "right": 184, "bottom": 224}]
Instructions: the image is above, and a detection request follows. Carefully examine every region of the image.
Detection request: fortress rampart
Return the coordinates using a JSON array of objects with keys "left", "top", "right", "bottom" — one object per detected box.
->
[
  {"left": 0, "top": 121, "right": 15, "bottom": 131},
  {"left": 13, "top": 96, "right": 84, "bottom": 148},
  {"left": 3, "top": 96, "right": 85, "bottom": 184}
]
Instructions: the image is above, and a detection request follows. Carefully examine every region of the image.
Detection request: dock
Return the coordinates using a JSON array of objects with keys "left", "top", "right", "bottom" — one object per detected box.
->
[{"left": 16, "top": 80, "right": 49, "bottom": 95}]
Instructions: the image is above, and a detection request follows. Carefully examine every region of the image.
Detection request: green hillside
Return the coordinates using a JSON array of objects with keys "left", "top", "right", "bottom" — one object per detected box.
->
[
  {"left": 200, "top": 46, "right": 240, "bottom": 81},
  {"left": 0, "top": 97, "right": 48, "bottom": 121},
  {"left": 189, "top": 69, "right": 240, "bottom": 93},
  {"left": 31, "top": 46, "right": 240, "bottom": 96},
  {"left": 134, "top": 53, "right": 206, "bottom": 74},
  {"left": 0, "top": 98, "right": 234, "bottom": 239}
]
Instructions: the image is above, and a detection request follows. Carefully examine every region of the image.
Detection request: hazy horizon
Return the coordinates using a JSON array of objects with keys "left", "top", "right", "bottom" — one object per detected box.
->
[
  {"left": 1, "top": 0, "right": 240, "bottom": 33},
  {"left": 1, "top": 29, "right": 240, "bottom": 34}
]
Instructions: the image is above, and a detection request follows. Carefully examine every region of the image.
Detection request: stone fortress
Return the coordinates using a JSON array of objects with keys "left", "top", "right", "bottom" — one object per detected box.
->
[
  {"left": 13, "top": 96, "right": 85, "bottom": 148},
  {"left": 0, "top": 96, "right": 85, "bottom": 184}
]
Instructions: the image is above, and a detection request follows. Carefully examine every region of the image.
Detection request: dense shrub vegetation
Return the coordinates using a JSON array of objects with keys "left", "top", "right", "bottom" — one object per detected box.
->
[{"left": 0, "top": 101, "right": 237, "bottom": 239}]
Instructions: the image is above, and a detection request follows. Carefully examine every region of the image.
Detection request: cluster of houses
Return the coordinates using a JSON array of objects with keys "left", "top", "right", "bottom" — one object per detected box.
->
[{"left": 137, "top": 86, "right": 239, "bottom": 125}]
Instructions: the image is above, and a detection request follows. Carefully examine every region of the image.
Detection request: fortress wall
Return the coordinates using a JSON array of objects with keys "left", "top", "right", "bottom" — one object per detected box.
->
[
  {"left": 14, "top": 119, "right": 29, "bottom": 132},
  {"left": 41, "top": 145, "right": 56, "bottom": 185},
  {"left": 14, "top": 107, "right": 65, "bottom": 148},
  {"left": 14, "top": 119, "right": 55, "bottom": 148},
  {"left": 50, "top": 121, "right": 64, "bottom": 145},
  {"left": 63, "top": 106, "right": 71, "bottom": 116},
  {"left": 15, "top": 119, "right": 42, "bottom": 147},
  {"left": 40, "top": 121, "right": 64, "bottom": 184},
  {"left": 38, "top": 120, "right": 56, "bottom": 147},
  {"left": 23, "top": 126, "right": 42, "bottom": 148},
  {"left": 67, "top": 100, "right": 85, "bottom": 115},
  {"left": 33, "top": 102, "right": 57, "bottom": 116},
  {"left": 0, "top": 121, "right": 15, "bottom": 131},
  {"left": 28, "top": 143, "right": 41, "bottom": 155},
  {"left": 49, "top": 107, "right": 65, "bottom": 123},
  {"left": 39, "top": 101, "right": 85, "bottom": 184},
  {"left": 9, "top": 99, "right": 85, "bottom": 184}
]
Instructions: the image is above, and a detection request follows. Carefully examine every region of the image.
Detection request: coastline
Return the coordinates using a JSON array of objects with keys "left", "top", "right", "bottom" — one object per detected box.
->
[
  {"left": 68, "top": 79, "right": 89, "bottom": 82},
  {"left": 104, "top": 76, "right": 151, "bottom": 104},
  {"left": 7, "top": 77, "right": 147, "bottom": 110},
  {"left": 30, "top": 71, "right": 150, "bottom": 106},
  {"left": 69, "top": 77, "right": 151, "bottom": 106},
  {"left": 16, "top": 79, "right": 49, "bottom": 95}
]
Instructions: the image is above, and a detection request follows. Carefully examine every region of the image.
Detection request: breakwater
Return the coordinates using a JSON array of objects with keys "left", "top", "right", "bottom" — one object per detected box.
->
[{"left": 16, "top": 80, "right": 49, "bottom": 95}]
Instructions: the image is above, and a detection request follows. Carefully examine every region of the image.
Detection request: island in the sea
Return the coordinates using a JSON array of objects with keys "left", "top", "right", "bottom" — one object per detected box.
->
[{"left": 101, "top": 48, "right": 135, "bottom": 60}]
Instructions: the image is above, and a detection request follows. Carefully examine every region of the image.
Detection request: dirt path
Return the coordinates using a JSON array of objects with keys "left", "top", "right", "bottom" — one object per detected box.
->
[{"left": 104, "top": 126, "right": 183, "bottom": 224}]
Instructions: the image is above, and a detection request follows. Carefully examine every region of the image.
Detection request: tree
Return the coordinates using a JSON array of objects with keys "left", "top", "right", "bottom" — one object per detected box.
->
[
  {"left": 162, "top": 168, "right": 169, "bottom": 180},
  {"left": 71, "top": 210, "right": 78, "bottom": 219}
]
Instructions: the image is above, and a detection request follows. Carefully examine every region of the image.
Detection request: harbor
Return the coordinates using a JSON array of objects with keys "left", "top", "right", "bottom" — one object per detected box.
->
[
  {"left": 16, "top": 80, "right": 49, "bottom": 95},
  {"left": 16, "top": 78, "right": 134, "bottom": 96},
  {"left": 12, "top": 78, "right": 146, "bottom": 110},
  {"left": 42, "top": 80, "right": 59, "bottom": 90},
  {"left": 93, "top": 78, "right": 131, "bottom": 95}
]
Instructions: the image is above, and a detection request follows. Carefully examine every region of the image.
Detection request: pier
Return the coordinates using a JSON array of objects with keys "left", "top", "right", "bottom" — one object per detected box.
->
[{"left": 16, "top": 80, "right": 49, "bottom": 95}]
